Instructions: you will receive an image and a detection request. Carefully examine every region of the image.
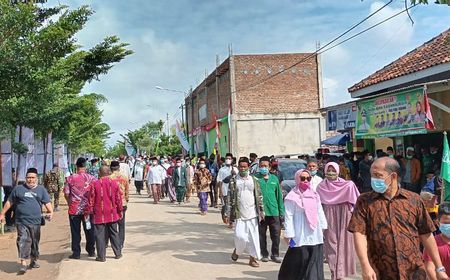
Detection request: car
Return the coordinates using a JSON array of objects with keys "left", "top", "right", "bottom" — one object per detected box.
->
[{"left": 277, "top": 158, "right": 307, "bottom": 198}]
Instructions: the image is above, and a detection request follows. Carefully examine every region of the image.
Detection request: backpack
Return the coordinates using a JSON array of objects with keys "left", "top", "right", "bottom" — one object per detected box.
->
[{"left": 44, "top": 171, "right": 60, "bottom": 193}]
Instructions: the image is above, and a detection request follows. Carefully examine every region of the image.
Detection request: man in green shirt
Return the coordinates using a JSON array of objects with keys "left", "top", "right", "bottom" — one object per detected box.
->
[{"left": 255, "top": 156, "right": 285, "bottom": 263}]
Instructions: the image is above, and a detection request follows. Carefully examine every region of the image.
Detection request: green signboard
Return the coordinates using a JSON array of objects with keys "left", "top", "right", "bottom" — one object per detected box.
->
[{"left": 355, "top": 87, "right": 428, "bottom": 139}]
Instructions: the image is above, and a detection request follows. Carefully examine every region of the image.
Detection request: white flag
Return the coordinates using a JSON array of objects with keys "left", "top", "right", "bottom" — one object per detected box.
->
[{"left": 176, "top": 120, "right": 190, "bottom": 152}]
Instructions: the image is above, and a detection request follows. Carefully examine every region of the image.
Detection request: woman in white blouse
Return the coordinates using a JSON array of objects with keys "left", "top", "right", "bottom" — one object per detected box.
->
[{"left": 278, "top": 169, "right": 328, "bottom": 280}]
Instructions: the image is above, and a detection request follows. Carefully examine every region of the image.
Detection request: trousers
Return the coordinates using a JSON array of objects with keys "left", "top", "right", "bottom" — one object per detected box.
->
[
  {"left": 259, "top": 216, "right": 281, "bottom": 258},
  {"left": 16, "top": 224, "right": 41, "bottom": 260},
  {"left": 69, "top": 214, "right": 95, "bottom": 257},
  {"left": 94, "top": 222, "right": 121, "bottom": 260}
]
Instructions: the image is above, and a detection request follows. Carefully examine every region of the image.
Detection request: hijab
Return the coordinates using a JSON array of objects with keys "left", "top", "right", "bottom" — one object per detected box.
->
[
  {"left": 317, "top": 162, "right": 360, "bottom": 205},
  {"left": 285, "top": 169, "right": 320, "bottom": 229}
]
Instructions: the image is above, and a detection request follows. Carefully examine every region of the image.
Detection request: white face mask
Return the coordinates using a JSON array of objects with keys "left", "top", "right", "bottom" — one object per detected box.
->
[
  {"left": 225, "top": 159, "right": 232, "bottom": 165},
  {"left": 199, "top": 164, "right": 206, "bottom": 169}
]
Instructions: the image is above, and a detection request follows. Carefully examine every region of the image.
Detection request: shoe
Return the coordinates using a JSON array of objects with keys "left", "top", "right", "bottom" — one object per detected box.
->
[
  {"left": 29, "top": 261, "right": 40, "bottom": 269},
  {"left": 18, "top": 265, "right": 27, "bottom": 274},
  {"left": 231, "top": 249, "right": 239, "bottom": 261},
  {"left": 68, "top": 254, "right": 80, "bottom": 259},
  {"left": 249, "top": 256, "right": 260, "bottom": 267},
  {"left": 88, "top": 252, "right": 96, "bottom": 257},
  {"left": 115, "top": 254, "right": 123, "bottom": 260},
  {"left": 261, "top": 256, "right": 269, "bottom": 262},
  {"left": 95, "top": 257, "right": 106, "bottom": 262},
  {"left": 271, "top": 256, "right": 282, "bottom": 263}
]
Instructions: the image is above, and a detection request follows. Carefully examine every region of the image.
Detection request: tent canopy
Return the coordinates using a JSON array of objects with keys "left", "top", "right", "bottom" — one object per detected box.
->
[{"left": 321, "top": 133, "right": 350, "bottom": 146}]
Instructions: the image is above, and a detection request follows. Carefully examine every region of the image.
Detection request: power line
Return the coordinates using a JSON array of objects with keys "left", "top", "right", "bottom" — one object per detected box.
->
[
  {"left": 318, "top": 4, "right": 418, "bottom": 54},
  {"left": 234, "top": 0, "right": 406, "bottom": 94}
]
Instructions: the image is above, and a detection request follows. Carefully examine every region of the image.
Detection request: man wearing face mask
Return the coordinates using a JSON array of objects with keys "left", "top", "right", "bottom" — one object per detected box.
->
[
  {"left": 193, "top": 159, "right": 212, "bottom": 215},
  {"left": 423, "top": 203, "right": 450, "bottom": 280},
  {"left": 217, "top": 153, "right": 238, "bottom": 221},
  {"left": 147, "top": 157, "right": 166, "bottom": 204},
  {"left": 358, "top": 150, "right": 373, "bottom": 193},
  {"left": 255, "top": 156, "right": 285, "bottom": 263},
  {"left": 307, "top": 159, "right": 323, "bottom": 191},
  {"left": 401, "top": 147, "right": 422, "bottom": 194},
  {"left": 348, "top": 157, "right": 448, "bottom": 280},
  {"left": 172, "top": 158, "right": 188, "bottom": 205}
]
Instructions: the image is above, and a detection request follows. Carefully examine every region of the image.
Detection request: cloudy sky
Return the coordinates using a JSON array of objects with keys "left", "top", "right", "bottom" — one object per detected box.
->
[{"left": 44, "top": 0, "right": 449, "bottom": 146}]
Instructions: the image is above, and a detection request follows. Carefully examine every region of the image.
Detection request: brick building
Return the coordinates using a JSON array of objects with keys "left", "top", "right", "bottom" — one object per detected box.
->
[{"left": 185, "top": 53, "right": 325, "bottom": 157}]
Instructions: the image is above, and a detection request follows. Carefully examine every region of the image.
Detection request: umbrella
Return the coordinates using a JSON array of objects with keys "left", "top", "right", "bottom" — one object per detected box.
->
[{"left": 321, "top": 133, "right": 350, "bottom": 146}]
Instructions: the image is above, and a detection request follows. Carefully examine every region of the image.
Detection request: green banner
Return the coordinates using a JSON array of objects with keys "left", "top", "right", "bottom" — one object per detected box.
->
[{"left": 355, "top": 87, "right": 427, "bottom": 139}]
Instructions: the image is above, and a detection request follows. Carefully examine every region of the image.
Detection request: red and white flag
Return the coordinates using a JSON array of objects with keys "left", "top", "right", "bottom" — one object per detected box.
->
[{"left": 424, "top": 91, "right": 435, "bottom": 130}]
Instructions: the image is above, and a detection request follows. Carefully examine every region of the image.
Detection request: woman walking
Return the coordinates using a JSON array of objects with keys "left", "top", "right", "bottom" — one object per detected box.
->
[
  {"left": 279, "top": 169, "right": 328, "bottom": 280},
  {"left": 317, "top": 162, "right": 359, "bottom": 280}
]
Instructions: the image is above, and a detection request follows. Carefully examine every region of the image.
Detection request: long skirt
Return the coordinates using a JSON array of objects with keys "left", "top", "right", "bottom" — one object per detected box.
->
[
  {"left": 198, "top": 192, "right": 208, "bottom": 212},
  {"left": 167, "top": 176, "right": 177, "bottom": 202},
  {"left": 176, "top": 186, "right": 186, "bottom": 203},
  {"left": 323, "top": 203, "right": 356, "bottom": 280},
  {"left": 278, "top": 244, "right": 324, "bottom": 280},
  {"left": 234, "top": 218, "right": 261, "bottom": 259}
]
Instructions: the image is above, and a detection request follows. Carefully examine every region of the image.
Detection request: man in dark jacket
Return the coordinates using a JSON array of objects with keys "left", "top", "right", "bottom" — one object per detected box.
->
[{"left": 172, "top": 157, "right": 188, "bottom": 204}]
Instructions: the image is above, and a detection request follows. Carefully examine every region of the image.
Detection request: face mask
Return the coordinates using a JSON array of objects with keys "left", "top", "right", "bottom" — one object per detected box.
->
[
  {"left": 371, "top": 177, "right": 388, "bottom": 193},
  {"left": 439, "top": 224, "right": 450, "bottom": 237},
  {"left": 225, "top": 159, "right": 232, "bottom": 165},
  {"left": 326, "top": 171, "right": 337, "bottom": 181},
  {"left": 430, "top": 150, "right": 437, "bottom": 155},
  {"left": 239, "top": 170, "right": 249, "bottom": 177},
  {"left": 406, "top": 155, "right": 413, "bottom": 159},
  {"left": 310, "top": 170, "right": 317, "bottom": 176},
  {"left": 259, "top": 167, "right": 269, "bottom": 175},
  {"left": 389, "top": 154, "right": 394, "bottom": 158},
  {"left": 199, "top": 164, "right": 206, "bottom": 169},
  {"left": 298, "top": 181, "right": 310, "bottom": 192},
  {"left": 152, "top": 161, "right": 158, "bottom": 166},
  {"left": 367, "top": 156, "right": 373, "bottom": 161},
  {"left": 176, "top": 163, "right": 182, "bottom": 167}
]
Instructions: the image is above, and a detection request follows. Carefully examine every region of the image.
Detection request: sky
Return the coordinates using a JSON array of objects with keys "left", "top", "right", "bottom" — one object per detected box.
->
[{"left": 44, "top": 0, "right": 450, "bottom": 146}]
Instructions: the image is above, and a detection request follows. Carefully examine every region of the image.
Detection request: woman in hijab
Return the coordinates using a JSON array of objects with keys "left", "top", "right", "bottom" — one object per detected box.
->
[
  {"left": 317, "top": 162, "right": 360, "bottom": 280},
  {"left": 278, "top": 169, "right": 328, "bottom": 280}
]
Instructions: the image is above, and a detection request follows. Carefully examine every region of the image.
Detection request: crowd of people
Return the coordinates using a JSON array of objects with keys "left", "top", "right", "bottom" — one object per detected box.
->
[{"left": 1, "top": 143, "right": 449, "bottom": 279}]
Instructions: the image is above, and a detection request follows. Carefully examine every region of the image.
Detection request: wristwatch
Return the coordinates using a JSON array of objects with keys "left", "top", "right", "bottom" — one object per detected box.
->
[{"left": 436, "top": 266, "right": 446, "bottom": 273}]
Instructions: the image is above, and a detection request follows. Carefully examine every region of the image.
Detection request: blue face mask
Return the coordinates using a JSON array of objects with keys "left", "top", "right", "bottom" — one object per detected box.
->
[
  {"left": 310, "top": 170, "right": 317, "bottom": 176},
  {"left": 371, "top": 177, "right": 388, "bottom": 193},
  {"left": 259, "top": 167, "right": 269, "bottom": 175},
  {"left": 440, "top": 224, "right": 450, "bottom": 237}
]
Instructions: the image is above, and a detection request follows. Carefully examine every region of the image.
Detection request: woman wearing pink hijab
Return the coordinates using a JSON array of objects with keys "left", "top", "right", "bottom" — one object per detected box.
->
[
  {"left": 278, "top": 169, "right": 328, "bottom": 280},
  {"left": 317, "top": 162, "right": 360, "bottom": 280}
]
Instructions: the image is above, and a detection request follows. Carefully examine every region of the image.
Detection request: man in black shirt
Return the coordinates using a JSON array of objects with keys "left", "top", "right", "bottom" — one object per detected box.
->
[{"left": 0, "top": 168, "right": 53, "bottom": 274}]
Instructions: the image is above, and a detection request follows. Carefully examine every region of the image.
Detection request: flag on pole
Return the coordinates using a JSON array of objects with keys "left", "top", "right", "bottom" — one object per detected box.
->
[
  {"left": 424, "top": 90, "right": 435, "bottom": 130},
  {"left": 176, "top": 120, "right": 190, "bottom": 152},
  {"left": 441, "top": 131, "right": 450, "bottom": 202}
]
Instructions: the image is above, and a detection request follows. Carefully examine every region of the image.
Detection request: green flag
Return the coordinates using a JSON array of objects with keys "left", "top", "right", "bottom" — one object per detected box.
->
[{"left": 442, "top": 132, "right": 450, "bottom": 202}]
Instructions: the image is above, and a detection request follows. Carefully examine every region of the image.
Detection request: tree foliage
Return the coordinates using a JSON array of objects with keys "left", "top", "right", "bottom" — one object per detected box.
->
[{"left": 0, "top": 0, "right": 133, "bottom": 155}]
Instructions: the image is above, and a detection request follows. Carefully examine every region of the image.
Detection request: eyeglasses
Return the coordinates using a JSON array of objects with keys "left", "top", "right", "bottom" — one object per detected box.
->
[{"left": 300, "top": 176, "right": 311, "bottom": 182}]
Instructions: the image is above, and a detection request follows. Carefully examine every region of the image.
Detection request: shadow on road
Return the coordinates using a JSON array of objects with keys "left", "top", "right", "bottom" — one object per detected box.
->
[
  {"left": 0, "top": 260, "right": 20, "bottom": 274},
  {"left": 216, "top": 269, "right": 278, "bottom": 280}
]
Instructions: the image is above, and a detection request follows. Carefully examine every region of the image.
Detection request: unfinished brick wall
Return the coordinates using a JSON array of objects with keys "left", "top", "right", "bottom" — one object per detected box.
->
[{"left": 233, "top": 53, "right": 320, "bottom": 114}]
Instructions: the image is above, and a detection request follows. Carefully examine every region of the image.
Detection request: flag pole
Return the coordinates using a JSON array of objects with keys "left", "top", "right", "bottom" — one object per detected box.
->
[{"left": 442, "top": 131, "right": 448, "bottom": 203}]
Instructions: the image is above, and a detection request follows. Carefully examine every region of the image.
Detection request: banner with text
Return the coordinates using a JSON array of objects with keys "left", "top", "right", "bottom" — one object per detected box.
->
[
  {"left": 356, "top": 87, "right": 427, "bottom": 139},
  {"left": 326, "top": 104, "right": 357, "bottom": 131}
]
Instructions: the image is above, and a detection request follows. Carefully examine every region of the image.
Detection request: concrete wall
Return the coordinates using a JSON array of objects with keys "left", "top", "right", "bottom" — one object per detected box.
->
[{"left": 233, "top": 112, "right": 323, "bottom": 157}]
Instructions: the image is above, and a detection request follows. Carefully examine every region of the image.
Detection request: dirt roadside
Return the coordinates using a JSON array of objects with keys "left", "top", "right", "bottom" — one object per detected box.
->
[{"left": 0, "top": 203, "right": 70, "bottom": 280}]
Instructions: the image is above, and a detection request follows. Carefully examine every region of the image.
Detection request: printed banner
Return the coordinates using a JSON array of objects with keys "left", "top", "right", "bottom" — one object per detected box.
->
[
  {"left": 356, "top": 87, "right": 428, "bottom": 139},
  {"left": 326, "top": 105, "right": 357, "bottom": 131},
  {"left": 1, "top": 139, "right": 13, "bottom": 187},
  {"left": 176, "top": 120, "right": 191, "bottom": 152},
  {"left": 125, "top": 141, "right": 136, "bottom": 156}
]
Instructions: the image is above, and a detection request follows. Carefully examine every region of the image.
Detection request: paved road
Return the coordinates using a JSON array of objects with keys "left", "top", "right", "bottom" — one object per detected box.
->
[{"left": 57, "top": 193, "right": 361, "bottom": 280}]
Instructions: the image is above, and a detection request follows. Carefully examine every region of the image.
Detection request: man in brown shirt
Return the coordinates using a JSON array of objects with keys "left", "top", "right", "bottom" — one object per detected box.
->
[{"left": 348, "top": 157, "right": 448, "bottom": 280}]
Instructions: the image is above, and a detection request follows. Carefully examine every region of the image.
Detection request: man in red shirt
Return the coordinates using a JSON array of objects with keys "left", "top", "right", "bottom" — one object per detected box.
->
[
  {"left": 64, "top": 158, "right": 97, "bottom": 259},
  {"left": 424, "top": 203, "right": 450, "bottom": 279},
  {"left": 89, "top": 165, "right": 123, "bottom": 262}
]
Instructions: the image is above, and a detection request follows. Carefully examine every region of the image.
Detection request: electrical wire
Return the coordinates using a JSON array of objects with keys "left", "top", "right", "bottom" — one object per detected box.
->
[{"left": 233, "top": 0, "right": 406, "bottom": 94}]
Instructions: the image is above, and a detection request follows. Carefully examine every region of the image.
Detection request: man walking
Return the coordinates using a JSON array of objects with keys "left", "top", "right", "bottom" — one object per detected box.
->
[
  {"left": 64, "top": 157, "right": 97, "bottom": 259},
  {"left": 110, "top": 161, "right": 129, "bottom": 249},
  {"left": 0, "top": 168, "right": 53, "bottom": 274},
  {"left": 133, "top": 156, "right": 146, "bottom": 195},
  {"left": 348, "top": 157, "right": 448, "bottom": 280},
  {"left": 207, "top": 154, "right": 219, "bottom": 208},
  {"left": 119, "top": 154, "right": 131, "bottom": 182},
  {"left": 249, "top": 153, "right": 259, "bottom": 175},
  {"left": 173, "top": 158, "right": 188, "bottom": 204},
  {"left": 194, "top": 158, "right": 212, "bottom": 215},
  {"left": 147, "top": 157, "right": 166, "bottom": 204},
  {"left": 401, "top": 146, "right": 422, "bottom": 193},
  {"left": 217, "top": 153, "right": 238, "bottom": 221},
  {"left": 89, "top": 166, "right": 123, "bottom": 262},
  {"left": 255, "top": 156, "right": 285, "bottom": 263},
  {"left": 224, "top": 157, "right": 264, "bottom": 267},
  {"left": 44, "top": 164, "right": 63, "bottom": 212}
]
